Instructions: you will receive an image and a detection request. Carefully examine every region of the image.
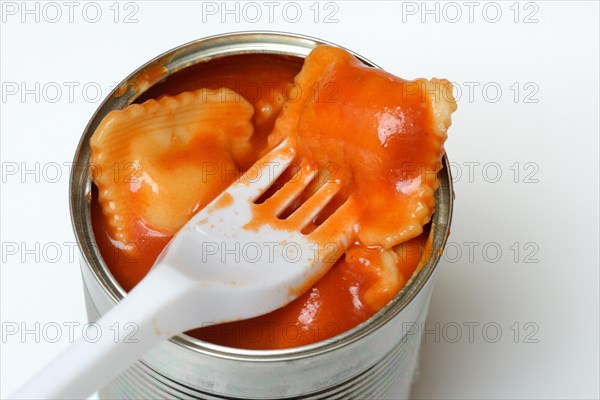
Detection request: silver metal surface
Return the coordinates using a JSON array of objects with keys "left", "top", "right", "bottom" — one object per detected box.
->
[{"left": 70, "top": 31, "right": 454, "bottom": 399}]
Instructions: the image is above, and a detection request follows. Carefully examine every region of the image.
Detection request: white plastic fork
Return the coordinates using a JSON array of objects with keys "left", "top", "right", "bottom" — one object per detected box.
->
[{"left": 11, "top": 141, "right": 357, "bottom": 400}]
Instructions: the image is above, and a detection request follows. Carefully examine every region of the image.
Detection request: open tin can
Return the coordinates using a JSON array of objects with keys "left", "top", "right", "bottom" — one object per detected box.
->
[{"left": 70, "top": 32, "right": 453, "bottom": 399}]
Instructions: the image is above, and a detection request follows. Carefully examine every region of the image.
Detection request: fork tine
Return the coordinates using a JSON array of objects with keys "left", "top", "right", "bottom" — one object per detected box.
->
[
  {"left": 262, "top": 159, "right": 318, "bottom": 216},
  {"left": 286, "top": 178, "right": 343, "bottom": 229},
  {"left": 310, "top": 195, "right": 359, "bottom": 242},
  {"left": 230, "top": 141, "right": 296, "bottom": 202},
  {"left": 306, "top": 196, "right": 359, "bottom": 264}
]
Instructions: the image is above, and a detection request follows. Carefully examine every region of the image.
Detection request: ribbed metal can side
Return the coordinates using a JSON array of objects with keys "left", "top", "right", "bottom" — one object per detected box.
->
[{"left": 82, "top": 271, "right": 434, "bottom": 399}]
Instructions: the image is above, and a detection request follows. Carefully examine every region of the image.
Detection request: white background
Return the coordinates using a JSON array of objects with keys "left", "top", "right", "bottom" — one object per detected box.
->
[{"left": 1, "top": 1, "right": 598, "bottom": 399}]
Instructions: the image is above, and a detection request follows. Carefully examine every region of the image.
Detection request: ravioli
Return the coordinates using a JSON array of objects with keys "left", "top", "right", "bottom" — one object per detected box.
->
[
  {"left": 90, "top": 49, "right": 457, "bottom": 349},
  {"left": 269, "top": 46, "right": 457, "bottom": 248},
  {"left": 90, "top": 88, "right": 254, "bottom": 243}
]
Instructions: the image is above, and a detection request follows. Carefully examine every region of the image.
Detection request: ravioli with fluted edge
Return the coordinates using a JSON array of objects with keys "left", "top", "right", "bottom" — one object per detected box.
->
[
  {"left": 90, "top": 88, "right": 254, "bottom": 244},
  {"left": 269, "top": 45, "right": 456, "bottom": 248}
]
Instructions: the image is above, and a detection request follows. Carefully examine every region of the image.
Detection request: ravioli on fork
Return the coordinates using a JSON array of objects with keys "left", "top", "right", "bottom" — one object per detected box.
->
[{"left": 269, "top": 45, "right": 457, "bottom": 248}]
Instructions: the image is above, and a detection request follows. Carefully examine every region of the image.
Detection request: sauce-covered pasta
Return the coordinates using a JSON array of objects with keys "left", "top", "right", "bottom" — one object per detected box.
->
[{"left": 90, "top": 48, "right": 456, "bottom": 350}]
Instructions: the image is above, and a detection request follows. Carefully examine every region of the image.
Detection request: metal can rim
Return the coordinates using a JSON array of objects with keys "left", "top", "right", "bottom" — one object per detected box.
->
[{"left": 69, "top": 30, "right": 454, "bottom": 362}]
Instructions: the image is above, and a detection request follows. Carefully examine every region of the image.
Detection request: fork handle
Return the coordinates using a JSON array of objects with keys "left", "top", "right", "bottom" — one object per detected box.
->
[{"left": 10, "top": 266, "right": 194, "bottom": 400}]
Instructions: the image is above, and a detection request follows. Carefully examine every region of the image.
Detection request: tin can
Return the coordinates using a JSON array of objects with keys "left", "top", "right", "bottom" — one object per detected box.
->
[{"left": 70, "top": 32, "right": 454, "bottom": 399}]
